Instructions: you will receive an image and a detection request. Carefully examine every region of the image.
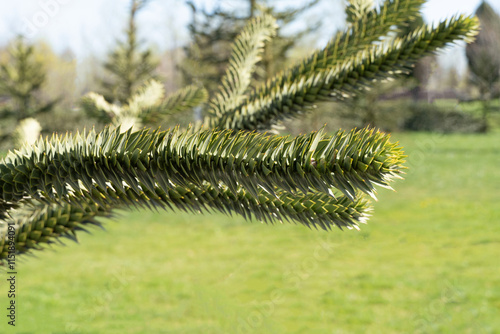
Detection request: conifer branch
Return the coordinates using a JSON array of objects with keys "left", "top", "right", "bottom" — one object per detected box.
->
[
  {"left": 0, "top": 127, "right": 404, "bottom": 209},
  {"left": 0, "top": 201, "right": 108, "bottom": 260},
  {"left": 80, "top": 92, "right": 124, "bottom": 124},
  {"left": 214, "top": 15, "right": 480, "bottom": 130},
  {"left": 265, "top": 0, "right": 426, "bottom": 91},
  {"left": 83, "top": 80, "right": 207, "bottom": 130},
  {"left": 208, "top": 14, "right": 278, "bottom": 119},
  {"left": 4, "top": 126, "right": 401, "bottom": 260},
  {"left": 0, "top": 182, "right": 372, "bottom": 260},
  {"left": 346, "top": 0, "right": 376, "bottom": 24},
  {"left": 144, "top": 84, "right": 208, "bottom": 123}
]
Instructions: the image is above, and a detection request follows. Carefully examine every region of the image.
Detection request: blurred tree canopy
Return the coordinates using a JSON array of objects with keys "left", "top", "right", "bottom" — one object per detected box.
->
[
  {"left": 0, "top": 38, "right": 57, "bottom": 122},
  {"left": 99, "top": 0, "right": 159, "bottom": 105},
  {"left": 0, "top": 38, "right": 60, "bottom": 146}
]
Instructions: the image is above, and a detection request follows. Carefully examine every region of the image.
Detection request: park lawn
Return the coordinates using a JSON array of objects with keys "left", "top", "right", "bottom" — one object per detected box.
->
[{"left": 2, "top": 131, "right": 499, "bottom": 334}]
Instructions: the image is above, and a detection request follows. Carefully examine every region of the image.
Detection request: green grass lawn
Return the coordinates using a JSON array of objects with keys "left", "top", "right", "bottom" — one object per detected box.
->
[{"left": 2, "top": 132, "right": 500, "bottom": 334}]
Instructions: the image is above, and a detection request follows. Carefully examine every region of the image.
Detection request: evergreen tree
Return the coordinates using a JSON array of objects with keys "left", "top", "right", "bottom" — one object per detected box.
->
[
  {"left": 0, "top": 37, "right": 57, "bottom": 145},
  {"left": 99, "top": 0, "right": 159, "bottom": 104},
  {"left": 0, "top": 38, "right": 56, "bottom": 121},
  {"left": 465, "top": 1, "right": 500, "bottom": 120},
  {"left": 180, "top": 0, "right": 320, "bottom": 96},
  {"left": 82, "top": 1, "right": 208, "bottom": 131},
  {"left": 0, "top": 0, "right": 479, "bottom": 264}
]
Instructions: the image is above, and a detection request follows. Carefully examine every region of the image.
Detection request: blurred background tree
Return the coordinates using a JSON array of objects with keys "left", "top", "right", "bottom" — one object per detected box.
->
[
  {"left": 99, "top": 0, "right": 159, "bottom": 105},
  {"left": 465, "top": 0, "right": 500, "bottom": 122},
  {"left": 0, "top": 38, "right": 58, "bottom": 122},
  {"left": 0, "top": 37, "right": 59, "bottom": 147}
]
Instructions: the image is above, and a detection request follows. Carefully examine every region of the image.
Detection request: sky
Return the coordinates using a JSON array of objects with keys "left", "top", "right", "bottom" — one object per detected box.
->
[{"left": 0, "top": 0, "right": 499, "bottom": 70}]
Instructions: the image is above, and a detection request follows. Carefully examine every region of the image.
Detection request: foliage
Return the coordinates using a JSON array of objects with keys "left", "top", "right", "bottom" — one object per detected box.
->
[
  {"left": 396, "top": 5, "right": 436, "bottom": 101},
  {"left": 0, "top": 38, "right": 58, "bottom": 145},
  {"left": 206, "top": 14, "right": 277, "bottom": 120},
  {"left": 207, "top": 16, "right": 479, "bottom": 131},
  {"left": 457, "top": 98, "right": 500, "bottom": 131},
  {"left": 0, "top": 0, "right": 479, "bottom": 264},
  {"left": 99, "top": 0, "right": 159, "bottom": 104}
]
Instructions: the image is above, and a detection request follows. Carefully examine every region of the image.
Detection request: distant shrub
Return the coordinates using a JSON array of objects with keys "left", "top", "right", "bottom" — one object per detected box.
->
[{"left": 403, "top": 103, "right": 487, "bottom": 133}]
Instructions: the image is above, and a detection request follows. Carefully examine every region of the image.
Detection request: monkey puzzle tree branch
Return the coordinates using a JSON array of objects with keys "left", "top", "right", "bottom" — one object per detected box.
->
[
  {"left": 303, "top": 0, "right": 426, "bottom": 73},
  {"left": 1, "top": 177, "right": 372, "bottom": 261},
  {"left": 213, "top": 15, "right": 479, "bottom": 130},
  {"left": 208, "top": 14, "right": 277, "bottom": 119},
  {"left": 0, "top": 201, "right": 109, "bottom": 261},
  {"left": 0, "top": 127, "right": 405, "bottom": 211},
  {"left": 151, "top": 84, "right": 208, "bottom": 119}
]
